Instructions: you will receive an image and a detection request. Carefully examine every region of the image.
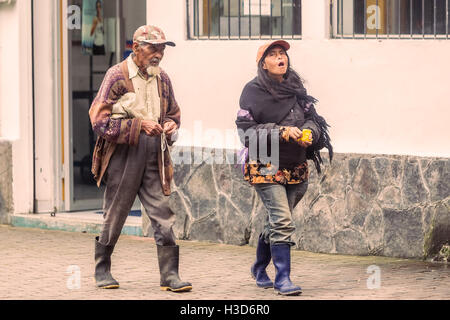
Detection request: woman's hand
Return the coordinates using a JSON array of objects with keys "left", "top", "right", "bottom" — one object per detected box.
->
[
  {"left": 283, "top": 126, "right": 313, "bottom": 148},
  {"left": 298, "top": 139, "right": 312, "bottom": 148},
  {"left": 287, "top": 126, "right": 302, "bottom": 141}
]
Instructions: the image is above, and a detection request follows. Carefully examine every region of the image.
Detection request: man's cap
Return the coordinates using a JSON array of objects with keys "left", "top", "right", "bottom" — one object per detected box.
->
[
  {"left": 256, "top": 40, "right": 290, "bottom": 64},
  {"left": 133, "top": 25, "right": 176, "bottom": 47}
]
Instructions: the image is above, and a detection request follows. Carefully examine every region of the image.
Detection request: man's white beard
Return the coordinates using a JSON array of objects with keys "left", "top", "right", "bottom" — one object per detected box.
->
[{"left": 146, "top": 65, "right": 160, "bottom": 76}]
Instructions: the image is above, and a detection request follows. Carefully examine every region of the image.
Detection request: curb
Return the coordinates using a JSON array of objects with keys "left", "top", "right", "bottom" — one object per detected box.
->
[{"left": 10, "top": 213, "right": 144, "bottom": 237}]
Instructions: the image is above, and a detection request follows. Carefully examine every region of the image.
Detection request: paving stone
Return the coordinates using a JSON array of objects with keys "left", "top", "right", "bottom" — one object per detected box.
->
[
  {"left": 0, "top": 225, "right": 448, "bottom": 300},
  {"left": 160, "top": 150, "right": 450, "bottom": 259}
]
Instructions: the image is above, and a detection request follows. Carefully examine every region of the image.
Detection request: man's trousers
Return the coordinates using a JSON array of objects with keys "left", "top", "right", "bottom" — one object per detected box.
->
[{"left": 98, "top": 133, "right": 176, "bottom": 247}]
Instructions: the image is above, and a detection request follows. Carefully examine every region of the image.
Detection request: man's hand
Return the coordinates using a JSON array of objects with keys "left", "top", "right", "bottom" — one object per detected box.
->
[
  {"left": 141, "top": 120, "right": 163, "bottom": 136},
  {"left": 163, "top": 120, "right": 178, "bottom": 135}
]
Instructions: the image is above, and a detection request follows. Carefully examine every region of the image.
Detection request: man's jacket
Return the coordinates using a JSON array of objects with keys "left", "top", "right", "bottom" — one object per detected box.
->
[{"left": 89, "top": 60, "right": 181, "bottom": 195}]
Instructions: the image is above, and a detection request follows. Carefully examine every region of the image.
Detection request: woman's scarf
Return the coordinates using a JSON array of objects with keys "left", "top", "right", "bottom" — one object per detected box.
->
[{"left": 239, "top": 75, "right": 333, "bottom": 174}]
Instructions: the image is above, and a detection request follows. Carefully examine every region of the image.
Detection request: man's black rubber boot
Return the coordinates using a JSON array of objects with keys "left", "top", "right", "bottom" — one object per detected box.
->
[
  {"left": 94, "top": 236, "right": 120, "bottom": 289},
  {"left": 157, "top": 244, "right": 192, "bottom": 292}
]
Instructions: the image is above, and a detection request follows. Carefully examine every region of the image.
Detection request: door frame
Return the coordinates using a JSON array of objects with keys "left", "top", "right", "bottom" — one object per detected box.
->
[{"left": 59, "top": 0, "right": 139, "bottom": 212}]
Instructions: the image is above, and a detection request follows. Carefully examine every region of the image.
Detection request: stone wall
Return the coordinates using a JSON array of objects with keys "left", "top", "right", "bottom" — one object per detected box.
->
[
  {"left": 0, "top": 139, "right": 13, "bottom": 224},
  {"left": 143, "top": 147, "right": 449, "bottom": 260}
]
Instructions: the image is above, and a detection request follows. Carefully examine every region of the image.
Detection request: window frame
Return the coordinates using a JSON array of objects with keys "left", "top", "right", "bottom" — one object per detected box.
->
[
  {"left": 186, "top": 0, "right": 303, "bottom": 40},
  {"left": 331, "top": 0, "right": 449, "bottom": 40}
]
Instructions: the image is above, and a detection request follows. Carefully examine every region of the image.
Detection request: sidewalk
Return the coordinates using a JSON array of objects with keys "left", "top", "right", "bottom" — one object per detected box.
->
[{"left": 0, "top": 225, "right": 448, "bottom": 300}]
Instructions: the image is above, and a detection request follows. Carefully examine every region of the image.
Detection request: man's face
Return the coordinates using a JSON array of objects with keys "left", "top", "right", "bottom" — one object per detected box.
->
[
  {"left": 132, "top": 42, "right": 165, "bottom": 71},
  {"left": 262, "top": 45, "right": 288, "bottom": 78}
]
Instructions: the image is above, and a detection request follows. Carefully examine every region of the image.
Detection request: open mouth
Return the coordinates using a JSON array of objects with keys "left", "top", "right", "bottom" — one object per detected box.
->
[{"left": 278, "top": 62, "right": 285, "bottom": 67}]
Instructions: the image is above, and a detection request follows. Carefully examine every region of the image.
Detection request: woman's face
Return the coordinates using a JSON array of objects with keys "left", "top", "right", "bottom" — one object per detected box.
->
[
  {"left": 262, "top": 46, "right": 288, "bottom": 80},
  {"left": 96, "top": 2, "right": 101, "bottom": 12}
]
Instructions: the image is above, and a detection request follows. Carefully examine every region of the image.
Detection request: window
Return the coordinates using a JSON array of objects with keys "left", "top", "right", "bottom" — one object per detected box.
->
[
  {"left": 332, "top": 0, "right": 449, "bottom": 39},
  {"left": 187, "top": 0, "right": 302, "bottom": 39}
]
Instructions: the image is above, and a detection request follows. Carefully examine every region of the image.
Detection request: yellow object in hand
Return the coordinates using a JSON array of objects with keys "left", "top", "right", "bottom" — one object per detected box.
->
[{"left": 298, "top": 129, "right": 312, "bottom": 143}]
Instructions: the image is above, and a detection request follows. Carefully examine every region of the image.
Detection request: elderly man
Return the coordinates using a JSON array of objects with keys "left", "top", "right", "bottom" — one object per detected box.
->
[{"left": 89, "top": 25, "right": 192, "bottom": 292}]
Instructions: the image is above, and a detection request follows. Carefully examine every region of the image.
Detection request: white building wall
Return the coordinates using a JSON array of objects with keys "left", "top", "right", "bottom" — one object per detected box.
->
[
  {"left": 0, "top": 0, "right": 34, "bottom": 214},
  {"left": 0, "top": 2, "right": 20, "bottom": 140},
  {"left": 147, "top": 0, "right": 450, "bottom": 158},
  {"left": 33, "top": 0, "right": 60, "bottom": 213},
  {"left": 1, "top": 0, "right": 449, "bottom": 216}
]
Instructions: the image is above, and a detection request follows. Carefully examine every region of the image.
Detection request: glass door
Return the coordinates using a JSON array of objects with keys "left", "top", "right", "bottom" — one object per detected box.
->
[{"left": 64, "top": 0, "right": 146, "bottom": 211}]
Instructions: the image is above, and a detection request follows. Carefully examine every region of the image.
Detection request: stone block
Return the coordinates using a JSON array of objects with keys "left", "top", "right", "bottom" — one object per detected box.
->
[
  {"left": 401, "top": 158, "right": 428, "bottom": 206},
  {"left": 383, "top": 207, "right": 424, "bottom": 258},
  {"left": 0, "top": 140, "right": 13, "bottom": 225},
  {"left": 377, "top": 185, "right": 402, "bottom": 209},
  {"left": 363, "top": 204, "right": 384, "bottom": 255},
  {"left": 353, "top": 158, "right": 379, "bottom": 200},
  {"left": 423, "top": 160, "right": 449, "bottom": 203},
  {"left": 423, "top": 198, "right": 450, "bottom": 258},
  {"left": 345, "top": 190, "right": 371, "bottom": 228},
  {"left": 301, "top": 196, "right": 335, "bottom": 253},
  {"left": 163, "top": 149, "right": 449, "bottom": 260},
  {"left": 334, "top": 228, "right": 368, "bottom": 255},
  {"left": 188, "top": 213, "right": 224, "bottom": 243}
]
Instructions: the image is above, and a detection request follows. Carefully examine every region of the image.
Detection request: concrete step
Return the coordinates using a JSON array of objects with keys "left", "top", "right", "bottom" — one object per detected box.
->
[{"left": 11, "top": 211, "right": 143, "bottom": 237}]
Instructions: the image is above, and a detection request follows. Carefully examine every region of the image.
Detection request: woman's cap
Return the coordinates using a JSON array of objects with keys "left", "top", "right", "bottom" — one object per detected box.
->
[{"left": 256, "top": 40, "right": 290, "bottom": 64}]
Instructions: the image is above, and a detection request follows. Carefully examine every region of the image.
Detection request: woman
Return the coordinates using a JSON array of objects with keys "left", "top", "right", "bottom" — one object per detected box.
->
[
  {"left": 236, "top": 40, "right": 332, "bottom": 296},
  {"left": 90, "top": 0, "right": 105, "bottom": 55}
]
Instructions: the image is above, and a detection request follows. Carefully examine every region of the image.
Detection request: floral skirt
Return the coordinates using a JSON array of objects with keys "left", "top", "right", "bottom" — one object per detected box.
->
[{"left": 244, "top": 161, "right": 309, "bottom": 185}]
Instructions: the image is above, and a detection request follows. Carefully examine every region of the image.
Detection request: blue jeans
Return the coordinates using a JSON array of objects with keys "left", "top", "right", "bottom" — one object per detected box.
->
[{"left": 254, "top": 182, "right": 308, "bottom": 247}]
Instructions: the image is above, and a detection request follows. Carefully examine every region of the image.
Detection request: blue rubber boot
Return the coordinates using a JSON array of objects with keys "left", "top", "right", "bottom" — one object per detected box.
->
[
  {"left": 271, "top": 243, "right": 302, "bottom": 296},
  {"left": 250, "top": 234, "right": 273, "bottom": 288}
]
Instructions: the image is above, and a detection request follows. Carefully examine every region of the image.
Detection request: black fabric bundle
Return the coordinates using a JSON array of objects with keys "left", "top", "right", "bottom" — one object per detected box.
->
[
  {"left": 239, "top": 76, "right": 333, "bottom": 174},
  {"left": 304, "top": 104, "right": 333, "bottom": 174}
]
